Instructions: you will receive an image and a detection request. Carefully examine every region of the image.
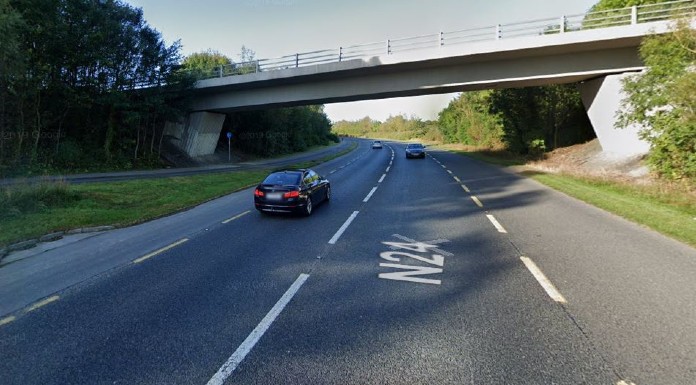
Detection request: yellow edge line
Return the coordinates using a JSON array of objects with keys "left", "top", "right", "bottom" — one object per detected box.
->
[
  {"left": 471, "top": 196, "right": 483, "bottom": 208},
  {"left": 25, "top": 295, "right": 60, "bottom": 313},
  {"left": 222, "top": 210, "right": 251, "bottom": 224},
  {"left": 0, "top": 315, "right": 16, "bottom": 326},
  {"left": 133, "top": 238, "right": 189, "bottom": 264}
]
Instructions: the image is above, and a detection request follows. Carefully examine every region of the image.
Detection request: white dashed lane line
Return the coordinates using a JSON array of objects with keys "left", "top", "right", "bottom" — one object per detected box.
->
[
  {"left": 486, "top": 214, "right": 507, "bottom": 233},
  {"left": 437, "top": 155, "right": 571, "bottom": 308},
  {"left": 25, "top": 295, "right": 60, "bottom": 313},
  {"left": 520, "top": 257, "right": 567, "bottom": 304},
  {"left": 363, "top": 187, "right": 378, "bottom": 203},
  {"left": 329, "top": 211, "right": 360, "bottom": 245},
  {"left": 133, "top": 238, "right": 189, "bottom": 264},
  {"left": 471, "top": 196, "right": 484, "bottom": 208},
  {"left": 206, "top": 273, "right": 310, "bottom": 385},
  {"left": 222, "top": 210, "right": 250, "bottom": 224},
  {"left": 378, "top": 174, "right": 386, "bottom": 183}
]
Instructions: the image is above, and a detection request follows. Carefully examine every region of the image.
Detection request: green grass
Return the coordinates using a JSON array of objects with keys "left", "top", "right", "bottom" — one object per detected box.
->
[
  {"left": 0, "top": 170, "right": 268, "bottom": 247},
  {"left": 524, "top": 172, "right": 696, "bottom": 247},
  {"left": 0, "top": 141, "right": 360, "bottom": 248}
]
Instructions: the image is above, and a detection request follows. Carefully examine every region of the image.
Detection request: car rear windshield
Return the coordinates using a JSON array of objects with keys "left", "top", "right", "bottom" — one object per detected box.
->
[
  {"left": 263, "top": 172, "right": 301, "bottom": 186},
  {"left": 407, "top": 144, "right": 423, "bottom": 149}
]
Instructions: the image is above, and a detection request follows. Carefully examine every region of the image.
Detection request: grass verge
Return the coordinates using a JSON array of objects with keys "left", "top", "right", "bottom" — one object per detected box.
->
[
  {"left": 0, "top": 170, "right": 268, "bottom": 247},
  {"left": 523, "top": 172, "right": 696, "bottom": 248},
  {"left": 0, "top": 141, "right": 360, "bottom": 248}
]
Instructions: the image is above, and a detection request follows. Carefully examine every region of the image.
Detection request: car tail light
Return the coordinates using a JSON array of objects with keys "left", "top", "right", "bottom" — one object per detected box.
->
[
  {"left": 254, "top": 189, "right": 264, "bottom": 197},
  {"left": 283, "top": 190, "right": 300, "bottom": 199}
]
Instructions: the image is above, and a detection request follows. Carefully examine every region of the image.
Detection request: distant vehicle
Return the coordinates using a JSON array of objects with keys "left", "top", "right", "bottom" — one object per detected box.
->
[
  {"left": 372, "top": 140, "right": 383, "bottom": 149},
  {"left": 254, "top": 169, "right": 330, "bottom": 216},
  {"left": 405, "top": 143, "right": 426, "bottom": 159}
]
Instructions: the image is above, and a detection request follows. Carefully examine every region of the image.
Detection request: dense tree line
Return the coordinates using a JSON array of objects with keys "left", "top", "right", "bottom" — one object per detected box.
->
[
  {"left": 0, "top": 1, "right": 333, "bottom": 177},
  {"left": 332, "top": 84, "right": 594, "bottom": 156},
  {"left": 226, "top": 106, "right": 337, "bottom": 157},
  {"left": 332, "top": 115, "right": 441, "bottom": 142},
  {"left": 0, "top": 0, "right": 193, "bottom": 176}
]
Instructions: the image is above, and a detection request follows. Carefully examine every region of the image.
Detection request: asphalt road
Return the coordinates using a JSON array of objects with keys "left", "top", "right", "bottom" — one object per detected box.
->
[{"left": 1, "top": 139, "right": 694, "bottom": 384}]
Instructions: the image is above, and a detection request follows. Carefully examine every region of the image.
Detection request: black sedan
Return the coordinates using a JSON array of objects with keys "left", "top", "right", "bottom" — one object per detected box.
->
[
  {"left": 405, "top": 143, "right": 426, "bottom": 159},
  {"left": 254, "top": 169, "right": 330, "bottom": 216}
]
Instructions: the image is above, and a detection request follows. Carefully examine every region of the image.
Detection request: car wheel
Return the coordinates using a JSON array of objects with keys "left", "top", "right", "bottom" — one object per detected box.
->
[
  {"left": 325, "top": 186, "right": 331, "bottom": 202},
  {"left": 304, "top": 197, "right": 313, "bottom": 216}
]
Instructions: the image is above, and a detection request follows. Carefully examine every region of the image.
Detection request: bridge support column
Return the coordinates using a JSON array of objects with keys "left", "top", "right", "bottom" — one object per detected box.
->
[
  {"left": 167, "top": 112, "right": 226, "bottom": 158},
  {"left": 577, "top": 73, "right": 650, "bottom": 158}
]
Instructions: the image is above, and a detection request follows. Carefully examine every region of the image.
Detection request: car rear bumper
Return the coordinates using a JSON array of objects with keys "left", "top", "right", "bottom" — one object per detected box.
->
[{"left": 255, "top": 201, "right": 307, "bottom": 213}]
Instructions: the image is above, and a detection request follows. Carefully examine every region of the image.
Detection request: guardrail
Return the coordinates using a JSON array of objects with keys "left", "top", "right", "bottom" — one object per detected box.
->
[{"left": 192, "top": 0, "right": 694, "bottom": 80}]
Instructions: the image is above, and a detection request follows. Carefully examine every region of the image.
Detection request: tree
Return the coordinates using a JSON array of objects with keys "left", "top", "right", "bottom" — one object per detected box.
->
[
  {"left": 182, "top": 49, "right": 232, "bottom": 77},
  {"left": 437, "top": 91, "right": 504, "bottom": 147},
  {"left": 584, "top": 0, "right": 666, "bottom": 29},
  {"left": 0, "top": 0, "right": 24, "bottom": 163},
  {"left": 1, "top": 0, "right": 190, "bottom": 176},
  {"left": 489, "top": 85, "right": 594, "bottom": 155},
  {"left": 617, "top": 19, "right": 696, "bottom": 182}
]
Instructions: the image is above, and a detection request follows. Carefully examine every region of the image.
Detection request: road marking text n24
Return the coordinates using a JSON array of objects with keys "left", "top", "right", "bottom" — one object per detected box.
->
[{"left": 378, "top": 235, "right": 451, "bottom": 285}]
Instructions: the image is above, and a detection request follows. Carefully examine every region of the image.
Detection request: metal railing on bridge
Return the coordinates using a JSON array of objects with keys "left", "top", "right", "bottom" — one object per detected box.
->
[{"left": 194, "top": 0, "right": 695, "bottom": 80}]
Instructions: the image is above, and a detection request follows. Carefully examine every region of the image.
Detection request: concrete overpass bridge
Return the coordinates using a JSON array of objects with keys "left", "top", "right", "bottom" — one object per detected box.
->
[{"left": 166, "top": 0, "right": 695, "bottom": 159}]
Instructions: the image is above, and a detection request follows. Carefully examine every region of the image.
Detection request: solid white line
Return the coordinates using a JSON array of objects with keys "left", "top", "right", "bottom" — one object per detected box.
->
[
  {"left": 329, "top": 211, "right": 359, "bottom": 244},
  {"left": 520, "top": 257, "right": 567, "bottom": 304},
  {"left": 363, "top": 187, "right": 378, "bottom": 203},
  {"left": 206, "top": 274, "right": 310, "bottom": 385},
  {"left": 386, "top": 166, "right": 391, "bottom": 172},
  {"left": 486, "top": 214, "right": 507, "bottom": 233},
  {"left": 378, "top": 174, "right": 386, "bottom": 183},
  {"left": 133, "top": 238, "right": 189, "bottom": 264},
  {"left": 222, "top": 210, "right": 250, "bottom": 224},
  {"left": 471, "top": 196, "right": 483, "bottom": 207}
]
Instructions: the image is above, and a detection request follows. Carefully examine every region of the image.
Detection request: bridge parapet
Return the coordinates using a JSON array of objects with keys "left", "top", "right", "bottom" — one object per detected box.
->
[{"left": 193, "top": 0, "right": 694, "bottom": 80}]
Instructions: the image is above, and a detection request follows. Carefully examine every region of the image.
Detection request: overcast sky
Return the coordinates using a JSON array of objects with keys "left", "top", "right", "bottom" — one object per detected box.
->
[{"left": 124, "top": 0, "right": 598, "bottom": 121}]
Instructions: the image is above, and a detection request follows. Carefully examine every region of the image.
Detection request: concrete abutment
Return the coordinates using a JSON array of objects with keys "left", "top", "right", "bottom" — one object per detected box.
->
[
  {"left": 164, "top": 111, "right": 227, "bottom": 158},
  {"left": 577, "top": 73, "right": 650, "bottom": 158}
]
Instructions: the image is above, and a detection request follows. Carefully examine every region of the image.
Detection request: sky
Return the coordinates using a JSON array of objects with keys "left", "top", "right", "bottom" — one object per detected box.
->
[{"left": 123, "top": 0, "right": 598, "bottom": 122}]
